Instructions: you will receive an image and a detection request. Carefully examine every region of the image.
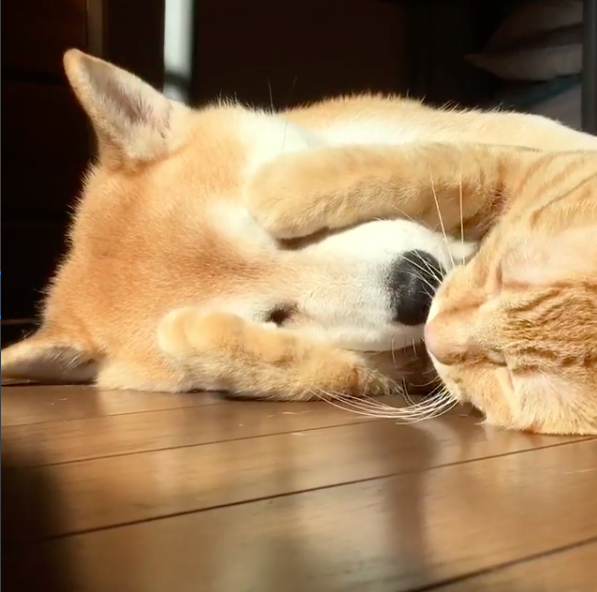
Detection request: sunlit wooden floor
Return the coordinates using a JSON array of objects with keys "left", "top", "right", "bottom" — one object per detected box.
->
[{"left": 2, "top": 384, "right": 596, "bottom": 592}]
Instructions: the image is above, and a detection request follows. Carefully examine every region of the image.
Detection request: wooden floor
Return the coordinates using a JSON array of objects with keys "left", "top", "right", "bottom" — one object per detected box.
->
[{"left": 2, "top": 384, "right": 596, "bottom": 592}]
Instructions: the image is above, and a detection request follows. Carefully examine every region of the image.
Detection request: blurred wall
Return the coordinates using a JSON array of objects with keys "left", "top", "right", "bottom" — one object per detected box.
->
[{"left": 188, "top": 0, "right": 409, "bottom": 107}]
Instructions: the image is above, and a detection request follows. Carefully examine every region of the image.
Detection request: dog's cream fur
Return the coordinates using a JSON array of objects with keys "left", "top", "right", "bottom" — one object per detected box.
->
[{"left": 2, "top": 49, "right": 596, "bottom": 402}]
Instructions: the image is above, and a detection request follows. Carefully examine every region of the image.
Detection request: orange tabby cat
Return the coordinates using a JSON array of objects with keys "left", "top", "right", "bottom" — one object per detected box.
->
[
  {"left": 426, "top": 152, "right": 597, "bottom": 436},
  {"left": 252, "top": 145, "right": 597, "bottom": 435}
]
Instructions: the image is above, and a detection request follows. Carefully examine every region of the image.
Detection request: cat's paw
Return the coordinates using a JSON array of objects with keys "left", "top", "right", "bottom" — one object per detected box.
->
[
  {"left": 158, "top": 307, "right": 245, "bottom": 359},
  {"left": 244, "top": 153, "right": 329, "bottom": 240}
]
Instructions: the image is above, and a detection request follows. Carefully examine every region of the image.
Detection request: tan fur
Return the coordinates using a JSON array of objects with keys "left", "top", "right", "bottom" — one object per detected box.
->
[{"left": 2, "top": 50, "right": 596, "bottom": 431}]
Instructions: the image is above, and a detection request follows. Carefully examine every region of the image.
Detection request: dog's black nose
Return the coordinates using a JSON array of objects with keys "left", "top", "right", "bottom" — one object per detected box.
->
[{"left": 389, "top": 250, "right": 445, "bottom": 326}]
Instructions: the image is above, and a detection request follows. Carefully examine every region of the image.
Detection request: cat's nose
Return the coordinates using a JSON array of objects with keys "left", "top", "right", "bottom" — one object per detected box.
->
[
  {"left": 389, "top": 250, "right": 445, "bottom": 326},
  {"left": 425, "top": 316, "right": 471, "bottom": 365},
  {"left": 424, "top": 319, "right": 443, "bottom": 359}
]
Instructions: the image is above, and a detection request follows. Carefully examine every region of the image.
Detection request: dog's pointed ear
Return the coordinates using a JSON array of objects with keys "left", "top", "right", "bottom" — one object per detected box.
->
[
  {"left": 63, "top": 49, "right": 187, "bottom": 164},
  {"left": 1, "top": 328, "right": 98, "bottom": 385}
]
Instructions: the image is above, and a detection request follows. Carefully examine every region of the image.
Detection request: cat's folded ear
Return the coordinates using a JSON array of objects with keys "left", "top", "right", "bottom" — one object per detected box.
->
[
  {"left": 63, "top": 49, "right": 189, "bottom": 164},
  {"left": 1, "top": 329, "right": 98, "bottom": 385},
  {"left": 504, "top": 225, "right": 597, "bottom": 285}
]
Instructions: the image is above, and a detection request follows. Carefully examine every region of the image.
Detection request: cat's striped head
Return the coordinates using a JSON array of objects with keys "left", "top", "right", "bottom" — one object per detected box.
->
[{"left": 426, "top": 196, "right": 597, "bottom": 436}]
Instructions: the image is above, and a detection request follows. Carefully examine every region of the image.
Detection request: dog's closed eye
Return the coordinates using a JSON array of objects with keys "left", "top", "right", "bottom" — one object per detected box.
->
[{"left": 266, "top": 305, "right": 295, "bottom": 326}]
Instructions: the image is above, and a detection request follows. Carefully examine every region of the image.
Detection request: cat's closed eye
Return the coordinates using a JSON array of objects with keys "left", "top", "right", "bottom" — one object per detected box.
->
[
  {"left": 485, "top": 259, "right": 504, "bottom": 298},
  {"left": 485, "top": 347, "right": 507, "bottom": 367}
]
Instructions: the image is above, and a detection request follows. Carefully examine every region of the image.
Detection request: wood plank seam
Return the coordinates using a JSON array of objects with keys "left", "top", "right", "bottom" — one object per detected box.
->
[
  {"left": 21, "top": 436, "right": 596, "bottom": 543},
  {"left": 413, "top": 536, "right": 597, "bottom": 592},
  {"left": 0, "top": 391, "right": 229, "bottom": 427},
  {"left": 1, "top": 417, "right": 381, "bottom": 467}
]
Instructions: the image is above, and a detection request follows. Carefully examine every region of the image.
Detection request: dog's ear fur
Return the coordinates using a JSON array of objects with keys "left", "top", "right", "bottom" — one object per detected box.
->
[
  {"left": 63, "top": 49, "right": 186, "bottom": 164},
  {"left": 1, "top": 329, "right": 98, "bottom": 385}
]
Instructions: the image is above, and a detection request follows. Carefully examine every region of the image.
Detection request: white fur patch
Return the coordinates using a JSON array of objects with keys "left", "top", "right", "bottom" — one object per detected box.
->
[
  {"left": 241, "top": 112, "right": 322, "bottom": 179},
  {"left": 208, "top": 202, "right": 278, "bottom": 252},
  {"left": 321, "top": 119, "right": 423, "bottom": 147}
]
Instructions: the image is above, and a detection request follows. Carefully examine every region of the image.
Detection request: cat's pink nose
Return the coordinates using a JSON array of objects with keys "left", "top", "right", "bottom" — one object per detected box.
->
[
  {"left": 424, "top": 320, "right": 441, "bottom": 359},
  {"left": 424, "top": 317, "right": 463, "bottom": 364}
]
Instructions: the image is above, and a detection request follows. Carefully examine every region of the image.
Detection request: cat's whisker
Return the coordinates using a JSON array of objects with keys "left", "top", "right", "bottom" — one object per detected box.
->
[
  {"left": 458, "top": 149, "right": 466, "bottom": 266},
  {"left": 400, "top": 269, "right": 441, "bottom": 296},
  {"left": 314, "top": 386, "right": 457, "bottom": 422},
  {"left": 320, "top": 395, "right": 418, "bottom": 419},
  {"left": 417, "top": 254, "right": 444, "bottom": 282},
  {"left": 371, "top": 374, "right": 405, "bottom": 399},
  {"left": 418, "top": 398, "right": 459, "bottom": 421},
  {"left": 317, "top": 386, "right": 404, "bottom": 412},
  {"left": 313, "top": 389, "right": 399, "bottom": 417},
  {"left": 390, "top": 386, "right": 452, "bottom": 413},
  {"left": 401, "top": 251, "right": 444, "bottom": 284},
  {"left": 415, "top": 376, "right": 444, "bottom": 389},
  {"left": 383, "top": 344, "right": 418, "bottom": 404},
  {"left": 429, "top": 174, "right": 455, "bottom": 269},
  {"left": 377, "top": 200, "right": 461, "bottom": 274},
  {"left": 404, "top": 257, "right": 443, "bottom": 282},
  {"left": 401, "top": 377, "right": 417, "bottom": 405},
  {"left": 317, "top": 395, "right": 404, "bottom": 419},
  {"left": 374, "top": 396, "right": 456, "bottom": 422}
]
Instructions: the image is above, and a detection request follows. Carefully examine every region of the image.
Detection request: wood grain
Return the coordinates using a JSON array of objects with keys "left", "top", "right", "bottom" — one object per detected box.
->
[
  {"left": 434, "top": 540, "right": 597, "bottom": 592},
  {"left": 1, "top": 386, "right": 222, "bottom": 427},
  {"left": 2, "top": 401, "right": 589, "bottom": 539},
  {"left": 0, "top": 395, "right": 586, "bottom": 468},
  {"left": 4, "top": 439, "right": 596, "bottom": 592},
  {"left": 1, "top": 399, "right": 376, "bottom": 464}
]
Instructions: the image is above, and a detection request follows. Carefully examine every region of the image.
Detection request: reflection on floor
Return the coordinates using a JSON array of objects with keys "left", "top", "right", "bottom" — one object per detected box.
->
[{"left": 2, "top": 385, "right": 596, "bottom": 592}]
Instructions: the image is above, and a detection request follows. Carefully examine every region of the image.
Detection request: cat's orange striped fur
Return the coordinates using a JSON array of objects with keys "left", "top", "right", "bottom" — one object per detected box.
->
[
  {"left": 1, "top": 50, "right": 596, "bottom": 434},
  {"left": 256, "top": 145, "right": 597, "bottom": 434}
]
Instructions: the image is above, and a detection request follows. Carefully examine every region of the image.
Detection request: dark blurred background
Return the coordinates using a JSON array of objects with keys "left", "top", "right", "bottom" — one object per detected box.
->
[{"left": 2, "top": 0, "right": 595, "bottom": 345}]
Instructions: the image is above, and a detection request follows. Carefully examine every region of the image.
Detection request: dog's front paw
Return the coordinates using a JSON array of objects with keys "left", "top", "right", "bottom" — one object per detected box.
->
[{"left": 158, "top": 308, "right": 246, "bottom": 359}]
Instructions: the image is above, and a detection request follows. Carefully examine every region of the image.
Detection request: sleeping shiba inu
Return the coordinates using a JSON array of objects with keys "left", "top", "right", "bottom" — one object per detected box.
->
[{"left": 2, "top": 50, "right": 596, "bottom": 436}]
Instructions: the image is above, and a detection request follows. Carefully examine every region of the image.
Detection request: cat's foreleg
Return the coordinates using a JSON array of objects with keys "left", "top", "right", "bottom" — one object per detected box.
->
[{"left": 244, "top": 142, "right": 532, "bottom": 240}]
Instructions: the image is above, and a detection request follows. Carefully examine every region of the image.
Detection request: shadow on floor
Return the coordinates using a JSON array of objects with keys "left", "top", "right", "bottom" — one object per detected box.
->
[{"left": 2, "top": 439, "right": 75, "bottom": 592}]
